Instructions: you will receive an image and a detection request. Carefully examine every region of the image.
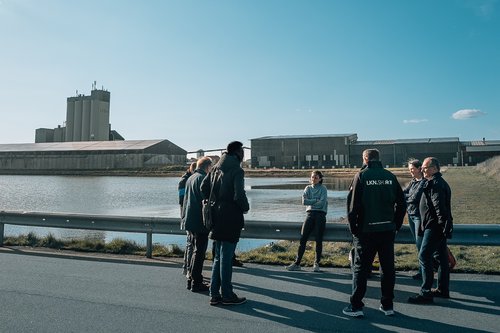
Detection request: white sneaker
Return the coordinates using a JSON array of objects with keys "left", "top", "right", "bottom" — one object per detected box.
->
[
  {"left": 286, "top": 263, "right": 301, "bottom": 271},
  {"left": 379, "top": 304, "right": 395, "bottom": 316},
  {"left": 342, "top": 305, "right": 364, "bottom": 317},
  {"left": 313, "top": 263, "right": 321, "bottom": 272}
]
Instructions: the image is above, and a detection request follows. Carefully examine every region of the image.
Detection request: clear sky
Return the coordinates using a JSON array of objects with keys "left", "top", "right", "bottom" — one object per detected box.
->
[{"left": 1, "top": 0, "right": 498, "bottom": 152}]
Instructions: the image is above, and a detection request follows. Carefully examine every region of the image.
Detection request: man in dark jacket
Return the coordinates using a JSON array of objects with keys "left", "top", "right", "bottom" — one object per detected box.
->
[
  {"left": 201, "top": 141, "right": 249, "bottom": 306},
  {"left": 343, "top": 149, "right": 406, "bottom": 317},
  {"left": 182, "top": 157, "right": 212, "bottom": 292},
  {"left": 179, "top": 161, "right": 196, "bottom": 276},
  {"left": 408, "top": 157, "right": 453, "bottom": 304}
]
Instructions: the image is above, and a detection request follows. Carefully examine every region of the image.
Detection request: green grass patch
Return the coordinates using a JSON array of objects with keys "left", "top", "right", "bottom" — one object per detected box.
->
[
  {"left": 4, "top": 233, "right": 184, "bottom": 258},
  {"left": 238, "top": 240, "right": 500, "bottom": 274}
]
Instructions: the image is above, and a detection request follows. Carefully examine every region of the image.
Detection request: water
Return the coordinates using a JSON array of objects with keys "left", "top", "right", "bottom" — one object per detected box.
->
[{"left": 0, "top": 175, "right": 351, "bottom": 251}]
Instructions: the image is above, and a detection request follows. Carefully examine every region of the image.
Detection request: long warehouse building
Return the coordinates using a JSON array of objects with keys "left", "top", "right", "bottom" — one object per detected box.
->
[
  {"left": 0, "top": 140, "right": 186, "bottom": 172},
  {"left": 251, "top": 134, "right": 500, "bottom": 168}
]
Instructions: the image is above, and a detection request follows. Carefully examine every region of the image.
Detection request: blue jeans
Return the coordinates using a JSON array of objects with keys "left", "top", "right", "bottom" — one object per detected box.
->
[
  {"left": 408, "top": 214, "right": 423, "bottom": 275},
  {"left": 408, "top": 214, "right": 423, "bottom": 251},
  {"left": 210, "top": 240, "right": 237, "bottom": 299},
  {"left": 419, "top": 226, "right": 449, "bottom": 296}
]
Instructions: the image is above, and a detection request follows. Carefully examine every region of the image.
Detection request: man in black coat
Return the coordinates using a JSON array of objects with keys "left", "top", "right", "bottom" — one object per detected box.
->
[
  {"left": 201, "top": 141, "right": 249, "bottom": 306},
  {"left": 408, "top": 157, "right": 453, "bottom": 304},
  {"left": 343, "top": 149, "right": 405, "bottom": 317}
]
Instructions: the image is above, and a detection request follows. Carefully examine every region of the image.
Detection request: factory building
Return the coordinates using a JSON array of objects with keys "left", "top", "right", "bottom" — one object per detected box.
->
[
  {"left": 250, "top": 134, "right": 358, "bottom": 168},
  {"left": 35, "top": 82, "right": 122, "bottom": 143},
  {"left": 462, "top": 139, "right": 500, "bottom": 165},
  {"left": 350, "top": 138, "right": 462, "bottom": 168},
  {"left": 251, "top": 135, "right": 500, "bottom": 168},
  {"left": 0, "top": 140, "right": 186, "bottom": 172},
  {"left": 65, "top": 87, "right": 110, "bottom": 141}
]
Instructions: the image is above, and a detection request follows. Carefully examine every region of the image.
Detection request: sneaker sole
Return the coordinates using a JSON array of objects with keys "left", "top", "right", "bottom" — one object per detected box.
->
[
  {"left": 342, "top": 310, "right": 364, "bottom": 317},
  {"left": 379, "top": 307, "right": 394, "bottom": 316},
  {"left": 222, "top": 300, "right": 247, "bottom": 305}
]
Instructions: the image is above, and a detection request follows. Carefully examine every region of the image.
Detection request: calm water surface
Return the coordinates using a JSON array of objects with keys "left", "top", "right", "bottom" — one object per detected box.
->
[{"left": 0, "top": 175, "right": 351, "bottom": 251}]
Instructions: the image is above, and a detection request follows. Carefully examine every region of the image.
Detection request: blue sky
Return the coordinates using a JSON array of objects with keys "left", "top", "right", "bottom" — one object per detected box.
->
[{"left": 0, "top": 0, "right": 498, "bottom": 152}]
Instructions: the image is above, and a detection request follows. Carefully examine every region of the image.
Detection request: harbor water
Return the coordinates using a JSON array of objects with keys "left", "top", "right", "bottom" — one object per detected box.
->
[{"left": 0, "top": 175, "right": 352, "bottom": 251}]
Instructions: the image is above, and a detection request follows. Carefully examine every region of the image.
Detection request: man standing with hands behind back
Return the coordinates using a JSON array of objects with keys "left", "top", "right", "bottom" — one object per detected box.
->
[{"left": 343, "top": 149, "right": 406, "bottom": 318}]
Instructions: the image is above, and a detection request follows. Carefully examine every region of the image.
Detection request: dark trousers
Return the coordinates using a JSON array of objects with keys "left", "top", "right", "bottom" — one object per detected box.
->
[
  {"left": 351, "top": 231, "right": 396, "bottom": 309},
  {"left": 295, "top": 211, "right": 326, "bottom": 265},
  {"left": 189, "top": 231, "right": 209, "bottom": 285},
  {"left": 419, "top": 225, "right": 449, "bottom": 296},
  {"left": 183, "top": 232, "right": 193, "bottom": 271}
]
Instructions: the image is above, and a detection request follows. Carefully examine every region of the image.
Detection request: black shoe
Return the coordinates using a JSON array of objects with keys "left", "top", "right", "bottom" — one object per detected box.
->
[
  {"left": 191, "top": 283, "right": 210, "bottom": 292},
  {"left": 232, "top": 258, "right": 244, "bottom": 267},
  {"left": 408, "top": 294, "right": 433, "bottom": 304},
  {"left": 186, "top": 279, "right": 192, "bottom": 290},
  {"left": 412, "top": 272, "right": 422, "bottom": 280},
  {"left": 222, "top": 293, "right": 247, "bottom": 305},
  {"left": 209, "top": 296, "right": 222, "bottom": 306},
  {"left": 431, "top": 288, "right": 450, "bottom": 298}
]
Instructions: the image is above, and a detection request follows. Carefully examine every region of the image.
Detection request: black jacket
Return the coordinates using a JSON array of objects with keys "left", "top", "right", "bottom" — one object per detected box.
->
[
  {"left": 347, "top": 161, "right": 406, "bottom": 234},
  {"left": 201, "top": 153, "right": 249, "bottom": 243},
  {"left": 178, "top": 171, "right": 192, "bottom": 205},
  {"left": 419, "top": 172, "right": 453, "bottom": 238},
  {"left": 403, "top": 178, "right": 426, "bottom": 216}
]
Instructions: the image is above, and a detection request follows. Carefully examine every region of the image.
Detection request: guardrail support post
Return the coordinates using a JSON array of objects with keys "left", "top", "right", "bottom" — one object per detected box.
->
[
  {"left": 146, "top": 231, "right": 153, "bottom": 258},
  {"left": 0, "top": 223, "right": 4, "bottom": 247}
]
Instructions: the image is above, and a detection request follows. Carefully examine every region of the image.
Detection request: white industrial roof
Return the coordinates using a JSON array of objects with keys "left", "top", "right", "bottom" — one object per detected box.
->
[
  {"left": 0, "top": 140, "right": 166, "bottom": 152},
  {"left": 252, "top": 134, "right": 357, "bottom": 140},
  {"left": 356, "top": 137, "right": 460, "bottom": 145}
]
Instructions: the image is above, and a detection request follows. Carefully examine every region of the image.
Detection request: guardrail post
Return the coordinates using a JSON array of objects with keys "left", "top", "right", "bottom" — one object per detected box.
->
[
  {"left": 0, "top": 223, "right": 4, "bottom": 247},
  {"left": 146, "top": 231, "right": 153, "bottom": 258}
]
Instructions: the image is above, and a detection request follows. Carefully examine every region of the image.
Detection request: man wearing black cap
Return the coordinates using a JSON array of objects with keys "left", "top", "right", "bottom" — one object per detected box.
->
[{"left": 201, "top": 141, "right": 249, "bottom": 306}]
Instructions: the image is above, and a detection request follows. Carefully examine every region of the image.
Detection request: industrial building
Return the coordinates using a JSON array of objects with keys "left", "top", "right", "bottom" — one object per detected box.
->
[
  {"left": 251, "top": 135, "right": 500, "bottom": 168},
  {"left": 250, "top": 134, "right": 358, "bottom": 169},
  {"left": 0, "top": 140, "right": 186, "bottom": 172},
  {"left": 35, "top": 82, "right": 122, "bottom": 143}
]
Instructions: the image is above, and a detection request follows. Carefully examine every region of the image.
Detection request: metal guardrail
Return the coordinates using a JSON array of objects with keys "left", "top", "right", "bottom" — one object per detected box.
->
[{"left": 1, "top": 210, "right": 499, "bottom": 258}]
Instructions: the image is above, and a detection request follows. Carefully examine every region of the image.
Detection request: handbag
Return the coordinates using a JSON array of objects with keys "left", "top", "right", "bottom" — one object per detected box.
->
[{"left": 202, "top": 169, "right": 221, "bottom": 231}]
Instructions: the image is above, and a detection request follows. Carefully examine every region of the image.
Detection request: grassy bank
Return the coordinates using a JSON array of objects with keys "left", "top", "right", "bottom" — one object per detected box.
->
[{"left": 3, "top": 232, "right": 184, "bottom": 258}]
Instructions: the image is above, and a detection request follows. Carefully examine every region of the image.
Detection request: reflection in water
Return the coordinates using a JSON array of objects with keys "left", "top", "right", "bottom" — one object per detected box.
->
[{"left": 251, "top": 177, "right": 353, "bottom": 191}]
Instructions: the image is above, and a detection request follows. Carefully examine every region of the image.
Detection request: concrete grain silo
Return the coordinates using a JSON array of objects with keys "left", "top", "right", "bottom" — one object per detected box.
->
[
  {"left": 81, "top": 98, "right": 91, "bottom": 141},
  {"left": 65, "top": 98, "right": 75, "bottom": 141},
  {"left": 73, "top": 98, "right": 83, "bottom": 141},
  {"left": 63, "top": 84, "right": 110, "bottom": 142}
]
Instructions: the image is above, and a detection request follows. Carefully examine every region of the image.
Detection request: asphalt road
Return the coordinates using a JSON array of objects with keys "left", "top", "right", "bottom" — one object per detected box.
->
[{"left": 0, "top": 247, "right": 498, "bottom": 333}]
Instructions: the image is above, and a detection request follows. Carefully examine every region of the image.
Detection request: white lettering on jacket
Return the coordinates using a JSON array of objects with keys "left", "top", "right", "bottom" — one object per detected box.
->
[{"left": 366, "top": 180, "right": 393, "bottom": 185}]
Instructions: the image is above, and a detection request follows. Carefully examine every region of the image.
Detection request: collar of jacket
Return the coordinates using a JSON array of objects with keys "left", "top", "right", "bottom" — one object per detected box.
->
[
  {"left": 366, "top": 160, "right": 383, "bottom": 168},
  {"left": 194, "top": 168, "right": 208, "bottom": 176}
]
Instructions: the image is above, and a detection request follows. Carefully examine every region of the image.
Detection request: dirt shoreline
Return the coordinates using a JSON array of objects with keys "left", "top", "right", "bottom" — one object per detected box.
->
[{"left": 0, "top": 167, "right": 409, "bottom": 178}]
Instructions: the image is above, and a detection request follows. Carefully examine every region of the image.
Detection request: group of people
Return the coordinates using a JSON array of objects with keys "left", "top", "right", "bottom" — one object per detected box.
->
[
  {"left": 342, "top": 149, "right": 453, "bottom": 317},
  {"left": 178, "top": 145, "right": 453, "bottom": 315},
  {"left": 179, "top": 141, "right": 249, "bottom": 306}
]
